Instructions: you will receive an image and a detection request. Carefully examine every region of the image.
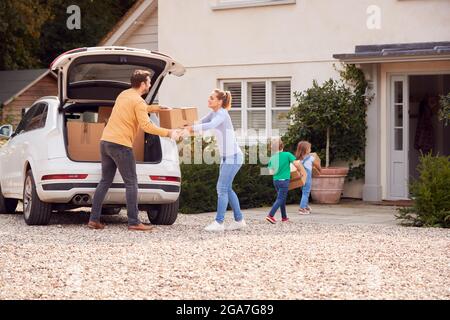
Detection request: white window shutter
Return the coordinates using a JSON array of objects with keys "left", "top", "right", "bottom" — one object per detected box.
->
[
  {"left": 273, "top": 81, "right": 291, "bottom": 108},
  {"left": 272, "top": 81, "right": 291, "bottom": 135},
  {"left": 224, "top": 82, "right": 242, "bottom": 129}
]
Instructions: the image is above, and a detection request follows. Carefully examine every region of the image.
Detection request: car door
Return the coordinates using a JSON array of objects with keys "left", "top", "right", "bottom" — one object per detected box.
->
[
  {"left": 6, "top": 103, "right": 48, "bottom": 197},
  {"left": 1, "top": 106, "right": 36, "bottom": 196}
]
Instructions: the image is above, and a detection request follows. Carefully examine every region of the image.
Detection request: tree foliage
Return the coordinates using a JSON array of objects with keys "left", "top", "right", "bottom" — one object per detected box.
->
[
  {"left": 438, "top": 92, "right": 450, "bottom": 126},
  {"left": 282, "top": 64, "right": 370, "bottom": 181},
  {"left": 0, "top": 0, "right": 52, "bottom": 69},
  {"left": 0, "top": 0, "right": 136, "bottom": 70}
]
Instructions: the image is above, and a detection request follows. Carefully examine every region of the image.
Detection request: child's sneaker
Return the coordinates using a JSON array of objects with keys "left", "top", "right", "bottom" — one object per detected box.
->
[
  {"left": 265, "top": 216, "right": 277, "bottom": 224},
  {"left": 281, "top": 217, "right": 290, "bottom": 222},
  {"left": 298, "top": 208, "right": 310, "bottom": 215},
  {"left": 204, "top": 220, "right": 225, "bottom": 232},
  {"left": 226, "top": 219, "right": 247, "bottom": 231}
]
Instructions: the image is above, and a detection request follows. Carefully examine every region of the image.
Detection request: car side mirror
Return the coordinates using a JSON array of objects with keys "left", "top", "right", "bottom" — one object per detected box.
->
[{"left": 0, "top": 124, "right": 13, "bottom": 139}]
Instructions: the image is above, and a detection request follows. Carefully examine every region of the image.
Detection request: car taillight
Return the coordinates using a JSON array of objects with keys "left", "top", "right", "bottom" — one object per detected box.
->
[
  {"left": 150, "top": 176, "right": 180, "bottom": 182},
  {"left": 42, "top": 174, "right": 88, "bottom": 180}
]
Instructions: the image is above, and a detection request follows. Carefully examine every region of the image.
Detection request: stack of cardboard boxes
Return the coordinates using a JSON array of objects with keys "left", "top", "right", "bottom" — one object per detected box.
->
[
  {"left": 67, "top": 121, "right": 105, "bottom": 162},
  {"left": 67, "top": 106, "right": 198, "bottom": 162}
]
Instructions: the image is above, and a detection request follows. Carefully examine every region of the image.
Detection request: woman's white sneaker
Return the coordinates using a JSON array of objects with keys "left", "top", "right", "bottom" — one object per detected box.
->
[
  {"left": 204, "top": 221, "right": 225, "bottom": 232},
  {"left": 226, "top": 219, "right": 247, "bottom": 231}
]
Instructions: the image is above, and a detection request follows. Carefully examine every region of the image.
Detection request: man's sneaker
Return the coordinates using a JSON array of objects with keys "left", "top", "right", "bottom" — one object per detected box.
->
[
  {"left": 306, "top": 206, "right": 312, "bottom": 214},
  {"left": 298, "top": 208, "right": 310, "bottom": 215},
  {"left": 226, "top": 219, "right": 247, "bottom": 231},
  {"left": 265, "top": 216, "right": 276, "bottom": 224},
  {"left": 128, "top": 223, "right": 155, "bottom": 232},
  {"left": 282, "top": 218, "right": 290, "bottom": 222},
  {"left": 87, "top": 220, "right": 105, "bottom": 230},
  {"left": 204, "top": 221, "right": 225, "bottom": 232}
]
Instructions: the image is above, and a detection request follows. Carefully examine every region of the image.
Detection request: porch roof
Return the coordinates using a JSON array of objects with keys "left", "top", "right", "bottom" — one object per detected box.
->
[{"left": 333, "top": 41, "right": 450, "bottom": 64}]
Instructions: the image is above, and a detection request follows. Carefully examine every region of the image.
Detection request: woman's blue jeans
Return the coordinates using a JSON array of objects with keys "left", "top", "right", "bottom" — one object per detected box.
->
[
  {"left": 216, "top": 152, "right": 244, "bottom": 224},
  {"left": 268, "top": 179, "right": 290, "bottom": 218}
]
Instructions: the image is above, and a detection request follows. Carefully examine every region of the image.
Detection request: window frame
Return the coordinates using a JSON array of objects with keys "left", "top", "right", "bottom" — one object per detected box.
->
[
  {"left": 19, "top": 102, "right": 49, "bottom": 134},
  {"left": 212, "top": 0, "right": 296, "bottom": 11},
  {"left": 15, "top": 106, "right": 38, "bottom": 136},
  {"left": 220, "top": 78, "right": 292, "bottom": 139}
]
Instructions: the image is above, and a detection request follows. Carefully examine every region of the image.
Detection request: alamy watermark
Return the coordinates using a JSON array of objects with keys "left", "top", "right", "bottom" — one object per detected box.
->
[
  {"left": 177, "top": 128, "right": 283, "bottom": 170},
  {"left": 67, "top": 5, "right": 81, "bottom": 30},
  {"left": 367, "top": 5, "right": 381, "bottom": 30}
]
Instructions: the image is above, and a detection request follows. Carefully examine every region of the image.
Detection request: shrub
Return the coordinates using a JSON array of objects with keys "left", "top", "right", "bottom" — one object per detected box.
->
[
  {"left": 438, "top": 92, "right": 450, "bottom": 126},
  {"left": 396, "top": 154, "right": 450, "bottom": 228}
]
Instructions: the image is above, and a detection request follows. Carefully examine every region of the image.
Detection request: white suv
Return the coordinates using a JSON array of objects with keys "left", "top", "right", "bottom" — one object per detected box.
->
[{"left": 0, "top": 47, "right": 185, "bottom": 226}]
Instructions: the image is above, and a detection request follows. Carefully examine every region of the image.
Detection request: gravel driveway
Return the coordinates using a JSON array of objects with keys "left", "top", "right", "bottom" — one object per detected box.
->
[{"left": 0, "top": 206, "right": 449, "bottom": 300}]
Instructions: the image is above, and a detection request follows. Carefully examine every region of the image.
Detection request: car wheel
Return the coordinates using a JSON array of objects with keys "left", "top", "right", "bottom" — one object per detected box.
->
[
  {"left": 23, "top": 170, "right": 52, "bottom": 225},
  {"left": 101, "top": 207, "right": 122, "bottom": 215},
  {"left": 0, "top": 186, "right": 18, "bottom": 214},
  {"left": 146, "top": 198, "right": 179, "bottom": 225}
]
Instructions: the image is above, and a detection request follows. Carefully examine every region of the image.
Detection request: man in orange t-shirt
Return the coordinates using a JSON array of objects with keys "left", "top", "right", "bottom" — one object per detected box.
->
[{"left": 88, "top": 70, "right": 179, "bottom": 231}]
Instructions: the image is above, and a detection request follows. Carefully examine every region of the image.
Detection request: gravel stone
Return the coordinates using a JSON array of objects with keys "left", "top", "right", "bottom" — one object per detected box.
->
[{"left": 0, "top": 208, "right": 449, "bottom": 300}]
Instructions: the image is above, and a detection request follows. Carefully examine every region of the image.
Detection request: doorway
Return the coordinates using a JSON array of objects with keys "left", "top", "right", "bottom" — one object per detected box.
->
[{"left": 408, "top": 75, "right": 450, "bottom": 182}]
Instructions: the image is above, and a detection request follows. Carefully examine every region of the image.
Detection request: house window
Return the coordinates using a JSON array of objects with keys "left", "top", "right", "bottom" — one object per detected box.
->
[
  {"left": 221, "top": 79, "right": 292, "bottom": 138},
  {"left": 223, "top": 82, "right": 242, "bottom": 130}
]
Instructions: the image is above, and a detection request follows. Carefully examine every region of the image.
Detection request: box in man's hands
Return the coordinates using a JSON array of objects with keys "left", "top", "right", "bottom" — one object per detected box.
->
[{"left": 159, "top": 107, "right": 198, "bottom": 129}]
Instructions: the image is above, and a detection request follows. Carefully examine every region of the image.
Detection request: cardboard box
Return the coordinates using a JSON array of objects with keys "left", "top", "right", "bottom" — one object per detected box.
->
[
  {"left": 158, "top": 107, "right": 199, "bottom": 129},
  {"left": 288, "top": 161, "right": 307, "bottom": 191},
  {"left": 98, "top": 107, "right": 113, "bottom": 124},
  {"left": 67, "top": 122, "right": 105, "bottom": 161},
  {"left": 133, "top": 128, "right": 145, "bottom": 162},
  {"left": 181, "top": 107, "right": 198, "bottom": 125},
  {"left": 158, "top": 109, "right": 185, "bottom": 129},
  {"left": 311, "top": 152, "right": 321, "bottom": 177}
]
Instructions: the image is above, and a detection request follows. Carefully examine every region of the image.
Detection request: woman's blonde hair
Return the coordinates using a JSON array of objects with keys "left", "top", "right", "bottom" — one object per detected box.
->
[
  {"left": 214, "top": 89, "right": 232, "bottom": 110},
  {"left": 295, "top": 141, "right": 312, "bottom": 160}
]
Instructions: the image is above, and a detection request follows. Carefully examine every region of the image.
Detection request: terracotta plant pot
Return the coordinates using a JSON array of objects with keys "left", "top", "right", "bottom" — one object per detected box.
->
[{"left": 311, "top": 167, "right": 349, "bottom": 204}]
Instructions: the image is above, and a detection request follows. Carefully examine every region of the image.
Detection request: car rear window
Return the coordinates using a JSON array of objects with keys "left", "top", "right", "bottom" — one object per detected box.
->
[{"left": 69, "top": 63, "right": 155, "bottom": 85}]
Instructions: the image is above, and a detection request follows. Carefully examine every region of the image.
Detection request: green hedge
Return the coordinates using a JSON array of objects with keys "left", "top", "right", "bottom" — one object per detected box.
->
[
  {"left": 396, "top": 154, "right": 450, "bottom": 228},
  {"left": 179, "top": 140, "right": 301, "bottom": 214}
]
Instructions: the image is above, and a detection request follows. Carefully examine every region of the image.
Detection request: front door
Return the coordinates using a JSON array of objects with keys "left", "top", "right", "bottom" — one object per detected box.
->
[{"left": 389, "top": 75, "right": 409, "bottom": 199}]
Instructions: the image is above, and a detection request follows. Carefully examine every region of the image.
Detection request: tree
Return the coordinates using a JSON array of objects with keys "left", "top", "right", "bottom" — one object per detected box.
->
[
  {"left": 0, "top": 0, "right": 52, "bottom": 70},
  {"left": 0, "top": 0, "right": 137, "bottom": 70},
  {"left": 39, "top": 0, "right": 137, "bottom": 67},
  {"left": 283, "top": 65, "right": 370, "bottom": 180}
]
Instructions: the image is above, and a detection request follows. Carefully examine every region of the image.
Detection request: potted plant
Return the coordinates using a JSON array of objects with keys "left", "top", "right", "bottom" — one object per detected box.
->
[{"left": 283, "top": 65, "right": 369, "bottom": 204}]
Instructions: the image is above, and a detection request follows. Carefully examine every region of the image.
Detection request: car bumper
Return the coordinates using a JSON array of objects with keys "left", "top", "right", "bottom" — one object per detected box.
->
[{"left": 34, "top": 158, "right": 181, "bottom": 204}]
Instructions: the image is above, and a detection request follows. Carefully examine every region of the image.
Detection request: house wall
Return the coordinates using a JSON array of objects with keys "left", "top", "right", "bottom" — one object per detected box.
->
[
  {"left": 157, "top": 0, "right": 450, "bottom": 110},
  {"left": 115, "top": 3, "right": 158, "bottom": 51},
  {"left": 1, "top": 75, "right": 57, "bottom": 128}
]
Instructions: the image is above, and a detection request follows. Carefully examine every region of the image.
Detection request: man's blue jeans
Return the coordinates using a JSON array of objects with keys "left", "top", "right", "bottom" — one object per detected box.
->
[
  {"left": 90, "top": 141, "right": 140, "bottom": 226},
  {"left": 216, "top": 152, "right": 244, "bottom": 224},
  {"left": 268, "top": 179, "right": 290, "bottom": 219},
  {"left": 300, "top": 168, "right": 312, "bottom": 209}
]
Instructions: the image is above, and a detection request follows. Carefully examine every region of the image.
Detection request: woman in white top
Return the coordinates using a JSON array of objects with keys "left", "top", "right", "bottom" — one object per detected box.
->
[{"left": 186, "top": 89, "right": 245, "bottom": 232}]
